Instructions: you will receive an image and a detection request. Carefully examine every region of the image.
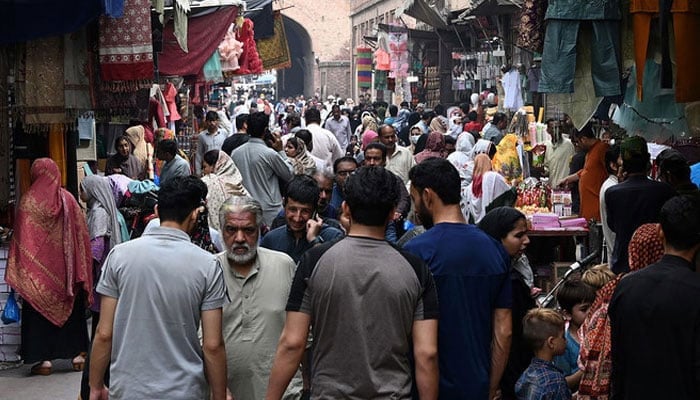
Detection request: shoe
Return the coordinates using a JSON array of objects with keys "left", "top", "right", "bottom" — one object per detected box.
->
[
  {"left": 72, "top": 352, "right": 87, "bottom": 371},
  {"left": 30, "top": 362, "right": 52, "bottom": 376}
]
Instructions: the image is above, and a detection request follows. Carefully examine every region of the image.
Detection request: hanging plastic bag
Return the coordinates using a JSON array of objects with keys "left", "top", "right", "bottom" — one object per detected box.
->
[{"left": 1, "top": 289, "right": 20, "bottom": 324}]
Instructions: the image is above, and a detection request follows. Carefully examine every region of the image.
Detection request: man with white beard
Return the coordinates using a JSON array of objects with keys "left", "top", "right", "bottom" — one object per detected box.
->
[{"left": 217, "top": 196, "right": 305, "bottom": 400}]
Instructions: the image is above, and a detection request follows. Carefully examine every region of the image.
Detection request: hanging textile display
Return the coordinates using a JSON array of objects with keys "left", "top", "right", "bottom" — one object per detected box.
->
[
  {"left": 236, "top": 18, "right": 264, "bottom": 75},
  {"left": 256, "top": 11, "right": 292, "bottom": 71},
  {"left": 99, "top": 0, "right": 154, "bottom": 90},
  {"left": 219, "top": 26, "right": 244, "bottom": 73},
  {"left": 64, "top": 29, "right": 92, "bottom": 119},
  {"left": 516, "top": 0, "right": 548, "bottom": 53},
  {"left": 388, "top": 31, "right": 409, "bottom": 78},
  {"left": 374, "top": 70, "right": 388, "bottom": 90},
  {"left": 23, "top": 36, "right": 66, "bottom": 132},
  {"left": 203, "top": 50, "right": 224, "bottom": 83},
  {"left": 357, "top": 47, "right": 372, "bottom": 89},
  {"left": 159, "top": 7, "right": 239, "bottom": 77}
]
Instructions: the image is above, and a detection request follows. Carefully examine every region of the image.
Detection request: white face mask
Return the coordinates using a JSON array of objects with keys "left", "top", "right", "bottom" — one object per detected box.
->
[{"left": 410, "top": 135, "right": 420, "bottom": 144}]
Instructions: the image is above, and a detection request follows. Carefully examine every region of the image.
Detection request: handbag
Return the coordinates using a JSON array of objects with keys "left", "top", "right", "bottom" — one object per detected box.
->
[{"left": 1, "top": 289, "right": 20, "bottom": 324}]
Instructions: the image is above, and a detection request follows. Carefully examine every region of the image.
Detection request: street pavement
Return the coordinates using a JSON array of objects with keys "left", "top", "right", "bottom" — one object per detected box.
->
[{"left": 0, "top": 360, "right": 82, "bottom": 399}]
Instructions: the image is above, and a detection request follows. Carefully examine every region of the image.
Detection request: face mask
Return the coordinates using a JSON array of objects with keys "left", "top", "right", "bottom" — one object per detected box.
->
[{"left": 411, "top": 135, "right": 420, "bottom": 144}]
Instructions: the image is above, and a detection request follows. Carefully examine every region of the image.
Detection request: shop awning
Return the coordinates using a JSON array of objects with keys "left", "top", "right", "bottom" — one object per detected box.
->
[
  {"left": 395, "top": 0, "right": 449, "bottom": 30},
  {"left": 0, "top": 0, "right": 102, "bottom": 44},
  {"left": 453, "top": 0, "right": 522, "bottom": 19}
]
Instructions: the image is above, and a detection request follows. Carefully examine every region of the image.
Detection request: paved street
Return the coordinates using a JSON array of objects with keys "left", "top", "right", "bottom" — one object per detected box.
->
[{"left": 0, "top": 360, "right": 82, "bottom": 399}]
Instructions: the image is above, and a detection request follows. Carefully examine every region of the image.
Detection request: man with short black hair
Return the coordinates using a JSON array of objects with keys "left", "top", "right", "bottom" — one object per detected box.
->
[
  {"left": 196, "top": 111, "right": 228, "bottom": 175},
  {"left": 657, "top": 148, "right": 698, "bottom": 195},
  {"left": 303, "top": 108, "right": 343, "bottom": 165},
  {"left": 404, "top": 158, "right": 513, "bottom": 400},
  {"left": 329, "top": 156, "right": 358, "bottom": 213},
  {"left": 157, "top": 139, "right": 190, "bottom": 185},
  {"left": 222, "top": 113, "right": 250, "bottom": 155},
  {"left": 231, "top": 112, "right": 293, "bottom": 226},
  {"left": 379, "top": 124, "right": 415, "bottom": 185},
  {"left": 483, "top": 112, "right": 507, "bottom": 145},
  {"left": 609, "top": 194, "right": 700, "bottom": 400},
  {"left": 605, "top": 136, "right": 675, "bottom": 273},
  {"left": 260, "top": 175, "right": 344, "bottom": 263},
  {"left": 323, "top": 104, "right": 352, "bottom": 151},
  {"left": 89, "top": 176, "right": 227, "bottom": 400},
  {"left": 266, "top": 167, "right": 439, "bottom": 400}
]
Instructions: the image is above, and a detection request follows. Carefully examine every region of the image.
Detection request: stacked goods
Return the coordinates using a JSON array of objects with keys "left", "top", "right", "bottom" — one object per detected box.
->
[{"left": 515, "top": 179, "right": 551, "bottom": 214}]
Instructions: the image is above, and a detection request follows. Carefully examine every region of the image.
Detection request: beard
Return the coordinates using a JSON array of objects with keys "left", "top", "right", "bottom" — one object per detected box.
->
[
  {"left": 227, "top": 242, "right": 258, "bottom": 265},
  {"left": 415, "top": 201, "right": 434, "bottom": 230}
]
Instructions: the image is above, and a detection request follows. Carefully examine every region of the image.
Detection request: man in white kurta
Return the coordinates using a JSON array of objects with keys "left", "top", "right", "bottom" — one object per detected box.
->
[{"left": 217, "top": 196, "right": 303, "bottom": 400}]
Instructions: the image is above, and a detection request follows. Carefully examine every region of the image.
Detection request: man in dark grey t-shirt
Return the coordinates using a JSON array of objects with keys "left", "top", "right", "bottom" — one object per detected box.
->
[{"left": 265, "top": 166, "right": 440, "bottom": 400}]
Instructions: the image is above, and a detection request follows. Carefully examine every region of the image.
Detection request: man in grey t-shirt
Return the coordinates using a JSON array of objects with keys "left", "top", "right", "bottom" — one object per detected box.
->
[
  {"left": 89, "top": 176, "right": 228, "bottom": 400},
  {"left": 265, "top": 167, "right": 439, "bottom": 400}
]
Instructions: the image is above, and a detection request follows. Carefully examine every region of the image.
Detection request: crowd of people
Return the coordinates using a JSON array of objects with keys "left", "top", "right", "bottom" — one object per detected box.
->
[{"left": 4, "top": 93, "right": 700, "bottom": 400}]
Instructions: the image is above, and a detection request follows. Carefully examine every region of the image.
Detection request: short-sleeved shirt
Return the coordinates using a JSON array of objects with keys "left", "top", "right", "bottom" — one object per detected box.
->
[
  {"left": 97, "top": 226, "right": 226, "bottom": 400},
  {"left": 287, "top": 236, "right": 439, "bottom": 399},
  {"left": 404, "top": 222, "right": 512, "bottom": 399},
  {"left": 515, "top": 358, "right": 572, "bottom": 400}
]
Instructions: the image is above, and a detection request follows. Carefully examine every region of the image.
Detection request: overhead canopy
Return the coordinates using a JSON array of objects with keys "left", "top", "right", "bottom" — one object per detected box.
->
[
  {"left": 0, "top": 0, "right": 102, "bottom": 44},
  {"left": 454, "top": 0, "right": 522, "bottom": 19},
  {"left": 395, "top": 0, "right": 449, "bottom": 30}
]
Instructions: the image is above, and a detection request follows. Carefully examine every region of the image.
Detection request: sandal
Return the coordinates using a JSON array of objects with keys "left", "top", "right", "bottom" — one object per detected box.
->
[
  {"left": 30, "top": 361, "right": 52, "bottom": 376},
  {"left": 72, "top": 352, "right": 87, "bottom": 371}
]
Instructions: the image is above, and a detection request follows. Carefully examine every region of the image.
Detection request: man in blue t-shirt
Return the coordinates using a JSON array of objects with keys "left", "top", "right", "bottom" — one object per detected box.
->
[{"left": 404, "top": 158, "right": 513, "bottom": 400}]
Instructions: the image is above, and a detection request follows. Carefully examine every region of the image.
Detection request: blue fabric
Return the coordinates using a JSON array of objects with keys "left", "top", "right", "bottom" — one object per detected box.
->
[
  {"left": 545, "top": 0, "right": 621, "bottom": 21},
  {"left": 329, "top": 184, "right": 344, "bottom": 213},
  {"left": 103, "top": 0, "right": 124, "bottom": 18},
  {"left": 403, "top": 223, "right": 512, "bottom": 399},
  {"left": 0, "top": 0, "right": 102, "bottom": 44},
  {"left": 127, "top": 180, "right": 159, "bottom": 194},
  {"left": 260, "top": 224, "right": 344, "bottom": 263},
  {"left": 516, "top": 358, "right": 572, "bottom": 400},
  {"left": 691, "top": 163, "right": 700, "bottom": 189},
  {"left": 203, "top": 50, "right": 223, "bottom": 83},
  {"left": 553, "top": 328, "right": 580, "bottom": 376}
]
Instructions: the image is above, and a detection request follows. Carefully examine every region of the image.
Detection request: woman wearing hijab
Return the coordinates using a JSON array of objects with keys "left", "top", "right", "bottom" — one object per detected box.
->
[
  {"left": 478, "top": 207, "right": 537, "bottom": 400},
  {"left": 5, "top": 158, "right": 92, "bottom": 375},
  {"left": 577, "top": 223, "right": 664, "bottom": 400},
  {"left": 124, "top": 125, "right": 153, "bottom": 179},
  {"left": 356, "top": 129, "right": 379, "bottom": 165},
  {"left": 429, "top": 116, "right": 448, "bottom": 135},
  {"left": 105, "top": 136, "right": 145, "bottom": 180},
  {"left": 284, "top": 136, "right": 316, "bottom": 175},
  {"left": 465, "top": 153, "right": 511, "bottom": 223},
  {"left": 77, "top": 175, "right": 124, "bottom": 398},
  {"left": 414, "top": 131, "right": 447, "bottom": 164},
  {"left": 400, "top": 112, "right": 421, "bottom": 147},
  {"left": 200, "top": 150, "right": 249, "bottom": 230},
  {"left": 447, "top": 132, "right": 476, "bottom": 194}
]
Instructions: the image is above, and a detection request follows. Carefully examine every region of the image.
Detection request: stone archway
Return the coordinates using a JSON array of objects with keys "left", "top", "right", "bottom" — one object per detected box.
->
[{"left": 277, "top": 17, "right": 314, "bottom": 98}]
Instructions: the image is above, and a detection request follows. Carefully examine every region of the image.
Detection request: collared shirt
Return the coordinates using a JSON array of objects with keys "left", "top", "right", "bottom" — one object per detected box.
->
[
  {"left": 324, "top": 115, "right": 352, "bottom": 151},
  {"left": 260, "top": 223, "right": 344, "bottom": 263},
  {"left": 483, "top": 125, "right": 504, "bottom": 145},
  {"left": 305, "top": 123, "right": 344, "bottom": 167},
  {"left": 386, "top": 145, "right": 416, "bottom": 185},
  {"left": 544, "top": 138, "right": 575, "bottom": 187},
  {"left": 216, "top": 248, "right": 303, "bottom": 400},
  {"left": 515, "top": 358, "right": 572, "bottom": 400},
  {"left": 160, "top": 154, "right": 190, "bottom": 185},
  {"left": 97, "top": 226, "right": 225, "bottom": 400},
  {"left": 196, "top": 128, "right": 228, "bottom": 174},
  {"left": 231, "top": 138, "right": 293, "bottom": 226}
]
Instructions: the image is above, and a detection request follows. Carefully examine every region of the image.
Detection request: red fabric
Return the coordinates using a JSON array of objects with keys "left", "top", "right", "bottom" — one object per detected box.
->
[
  {"left": 98, "top": 0, "right": 154, "bottom": 81},
  {"left": 236, "top": 18, "right": 263, "bottom": 75},
  {"left": 158, "top": 7, "right": 238, "bottom": 76},
  {"left": 471, "top": 153, "right": 493, "bottom": 198},
  {"left": 5, "top": 158, "right": 92, "bottom": 327},
  {"left": 464, "top": 121, "right": 483, "bottom": 133},
  {"left": 164, "top": 82, "right": 181, "bottom": 122},
  {"left": 149, "top": 97, "right": 166, "bottom": 130}
]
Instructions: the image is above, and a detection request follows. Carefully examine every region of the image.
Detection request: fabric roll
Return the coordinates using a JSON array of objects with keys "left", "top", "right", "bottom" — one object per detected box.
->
[{"left": 357, "top": 47, "right": 372, "bottom": 89}]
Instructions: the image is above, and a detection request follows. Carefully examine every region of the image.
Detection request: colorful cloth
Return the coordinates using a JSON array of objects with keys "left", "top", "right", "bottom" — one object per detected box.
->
[
  {"left": 465, "top": 154, "right": 511, "bottom": 223},
  {"left": 98, "top": 0, "right": 154, "bottom": 86},
  {"left": 516, "top": 0, "right": 548, "bottom": 53},
  {"left": 415, "top": 131, "right": 447, "bottom": 164},
  {"left": 493, "top": 134, "right": 523, "bottom": 184},
  {"left": 357, "top": 47, "right": 372, "bottom": 89},
  {"left": 203, "top": 50, "right": 224, "bottom": 83},
  {"left": 23, "top": 37, "right": 66, "bottom": 130},
  {"left": 288, "top": 140, "right": 316, "bottom": 176},
  {"left": 5, "top": 158, "right": 92, "bottom": 327},
  {"left": 628, "top": 223, "right": 664, "bottom": 271},
  {"left": 257, "top": 11, "right": 292, "bottom": 70},
  {"left": 159, "top": 6, "right": 238, "bottom": 76},
  {"left": 200, "top": 151, "right": 249, "bottom": 230},
  {"left": 219, "top": 27, "right": 243, "bottom": 72},
  {"left": 236, "top": 18, "right": 263, "bottom": 75}
]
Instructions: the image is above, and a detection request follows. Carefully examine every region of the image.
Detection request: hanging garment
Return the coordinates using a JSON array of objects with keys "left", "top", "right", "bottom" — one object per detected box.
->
[
  {"left": 219, "top": 28, "right": 243, "bottom": 72},
  {"left": 516, "top": 0, "right": 548, "bottom": 53},
  {"left": 98, "top": 0, "right": 154, "bottom": 86},
  {"left": 539, "top": 0, "right": 622, "bottom": 97},
  {"left": 357, "top": 47, "right": 373, "bottom": 89},
  {"left": 631, "top": 0, "right": 700, "bottom": 103},
  {"left": 203, "top": 50, "right": 224, "bottom": 83},
  {"left": 24, "top": 36, "right": 66, "bottom": 131},
  {"left": 236, "top": 18, "right": 264, "bottom": 75},
  {"left": 163, "top": 82, "right": 181, "bottom": 122},
  {"left": 502, "top": 69, "right": 524, "bottom": 111},
  {"left": 256, "top": 11, "right": 292, "bottom": 70},
  {"left": 375, "top": 49, "right": 391, "bottom": 71},
  {"left": 388, "top": 31, "right": 409, "bottom": 78}
]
